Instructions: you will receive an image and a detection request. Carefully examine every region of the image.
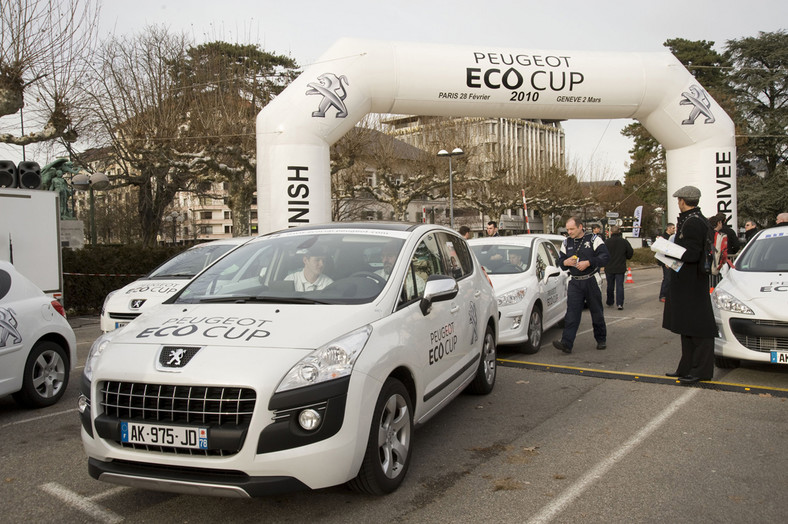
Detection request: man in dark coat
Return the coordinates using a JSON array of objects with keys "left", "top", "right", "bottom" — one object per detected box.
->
[
  {"left": 553, "top": 217, "right": 610, "bottom": 353},
  {"left": 662, "top": 185, "right": 717, "bottom": 383},
  {"left": 743, "top": 220, "right": 758, "bottom": 243},
  {"left": 604, "top": 226, "right": 634, "bottom": 310}
]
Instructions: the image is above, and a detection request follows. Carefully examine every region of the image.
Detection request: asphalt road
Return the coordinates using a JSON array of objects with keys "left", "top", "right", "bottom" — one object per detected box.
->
[{"left": 1, "top": 267, "right": 786, "bottom": 523}]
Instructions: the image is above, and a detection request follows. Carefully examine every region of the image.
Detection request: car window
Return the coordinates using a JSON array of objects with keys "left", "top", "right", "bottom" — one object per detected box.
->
[
  {"left": 543, "top": 241, "right": 560, "bottom": 265},
  {"left": 536, "top": 242, "right": 553, "bottom": 280},
  {"left": 438, "top": 232, "right": 473, "bottom": 280},
  {"left": 176, "top": 233, "right": 406, "bottom": 305},
  {"left": 736, "top": 231, "right": 788, "bottom": 272},
  {"left": 149, "top": 243, "right": 238, "bottom": 279},
  {"left": 469, "top": 244, "right": 530, "bottom": 274},
  {"left": 401, "top": 234, "right": 443, "bottom": 303}
]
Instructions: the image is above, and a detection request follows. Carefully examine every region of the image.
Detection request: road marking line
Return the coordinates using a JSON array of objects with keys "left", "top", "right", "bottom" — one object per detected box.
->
[
  {"left": 89, "top": 486, "right": 128, "bottom": 502},
  {"left": 0, "top": 408, "right": 77, "bottom": 430},
  {"left": 526, "top": 389, "right": 698, "bottom": 524},
  {"left": 41, "top": 482, "right": 124, "bottom": 524}
]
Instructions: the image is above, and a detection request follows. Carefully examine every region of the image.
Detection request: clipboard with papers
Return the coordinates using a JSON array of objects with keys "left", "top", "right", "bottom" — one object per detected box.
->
[{"left": 651, "top": 236, "right": 685, "bottom": 272}]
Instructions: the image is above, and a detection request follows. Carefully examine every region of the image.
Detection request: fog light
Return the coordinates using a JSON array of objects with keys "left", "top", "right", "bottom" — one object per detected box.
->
[
  {"left": 78, "top": 395, "right": 90, "bottom": 413},
  {"left": 298, "top": 409, "right": 322, "bottom": 431},
  {"left": 512, "top": 315, "right": 523, "bottom": 330}
]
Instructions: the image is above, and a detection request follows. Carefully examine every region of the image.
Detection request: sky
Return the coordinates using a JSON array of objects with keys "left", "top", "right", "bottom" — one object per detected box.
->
[{"left": 2, "top": 0, "right": 786, "bottom": 179}]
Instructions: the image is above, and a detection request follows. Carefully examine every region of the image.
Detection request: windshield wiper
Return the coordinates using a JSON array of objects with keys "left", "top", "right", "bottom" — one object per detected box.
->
[
  {"left": 198, "top": 295, "right": 329, "bottom": 304},
  {"left": 150, "top": 273, "right": 194, "bottom": 279}
]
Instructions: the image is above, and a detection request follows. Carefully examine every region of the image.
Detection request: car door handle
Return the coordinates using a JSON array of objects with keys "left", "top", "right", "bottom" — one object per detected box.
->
[
  {"left": 450, "top": 304, "right": 460, "bottom": 314},
  {"left": 474, "top": 290, "right": 481, "bottom": 298}
]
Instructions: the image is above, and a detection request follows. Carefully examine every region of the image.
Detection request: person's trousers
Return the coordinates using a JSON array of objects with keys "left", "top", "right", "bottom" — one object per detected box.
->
[
  {"left": 606, "top": 272, "right": 625, "bottom": 307},
  {"left": 660, "top": 265, "right": 671, "bottom": 299},
  {"left": 675, "top": 334, "right": 714, "bottom": 379},
  {"left": 561, "top": 277, "right": 606, "bottom": 349}
]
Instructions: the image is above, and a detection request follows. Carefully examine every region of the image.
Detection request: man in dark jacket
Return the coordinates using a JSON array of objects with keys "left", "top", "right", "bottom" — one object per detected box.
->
[
  {"left": 604, "top": 226, "right": 634, "bottom": 310},
  {"left": 743, "top": 220, "right": 758, "bottom": 243},
  {"left": 662, "top": 185, "right": 717, "bottom": 383},
  {"left": 553, "top": 217, "right": 610, "bottom": 353}
]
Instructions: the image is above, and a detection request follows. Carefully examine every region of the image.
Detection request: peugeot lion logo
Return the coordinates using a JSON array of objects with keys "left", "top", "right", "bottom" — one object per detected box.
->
[
  {"left": 130, "top": 298, "right": 146, "bottom": 309},
  {"left": 158, "top": 346, "right": 201, "bottom": 370},
  {"left": 0, "top": 306, "right": 23, "bottom": 348},
  {"left": 680, "top": 85, "right": 715, "bottom": 125},
  {"left": 306, "top": 73, "right": 350, "bottom": 118}
]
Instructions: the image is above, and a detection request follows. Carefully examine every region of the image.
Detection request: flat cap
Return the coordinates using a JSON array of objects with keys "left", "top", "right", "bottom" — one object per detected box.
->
[{"left": 672, "top": 185, "right": 701, "bottom": 199}]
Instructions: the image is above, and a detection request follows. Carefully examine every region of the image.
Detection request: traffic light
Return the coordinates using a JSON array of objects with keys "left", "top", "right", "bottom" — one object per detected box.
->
[
  {"left": 0, "top": 160, "right": 18, "bottom": 188},
  {"left": 17, "top": 161, "right": 42, "bottom": 189}
]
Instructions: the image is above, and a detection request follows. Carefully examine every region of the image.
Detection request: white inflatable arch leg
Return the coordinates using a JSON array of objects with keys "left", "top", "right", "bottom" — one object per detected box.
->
[{"left": 256, "top": 39, "right": 735, "bottom": 234}]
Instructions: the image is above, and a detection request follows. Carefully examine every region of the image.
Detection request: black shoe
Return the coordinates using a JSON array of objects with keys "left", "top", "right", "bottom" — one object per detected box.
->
[
  {"left": 665, "top": 372, "right": 681, "bottom": 378},
  {"left": 679, "top": 375, "right": 701, "bottom": 384},
  {"left": 553, "top": 340, "right": 572, "bottom": 354},
  {"left": 606, "top": 302, "right": 613, "bottom": 307},
  {"left": 596, "top": 342, "right": 606, "bottom": 350},
  {"left": 617, "top": 305, "right": 623, "bottom": 310}
]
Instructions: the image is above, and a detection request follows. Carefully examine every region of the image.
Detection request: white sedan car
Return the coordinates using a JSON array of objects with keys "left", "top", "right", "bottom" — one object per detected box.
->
[
  {"left": 712, "top": 225, "right": 788, "bottom": 368},
  {"left": 469, "top": 235, "right": 568, "bottom": 353},
  {"left": 0, "top": 261, "right": 77, "bottom": 408},
  {"left": 100, "top": 237, "right": 252, "bottom": 332},
  {"left": 80, "top": 223, "right": 498, "bottom": 496}
]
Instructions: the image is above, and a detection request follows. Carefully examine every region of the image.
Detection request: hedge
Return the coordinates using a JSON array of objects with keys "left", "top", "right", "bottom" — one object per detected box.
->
[{"left": 63, "top": 244, "right": 188, "bottom": 314}]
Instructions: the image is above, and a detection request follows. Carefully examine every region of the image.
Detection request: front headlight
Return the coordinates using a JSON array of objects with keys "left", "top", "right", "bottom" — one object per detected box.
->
[
  {"left": 497, "top": 288, "right": 526, "bottom": 307},
  {"left": 100, "top": 289, "right": 119, "bottom": 316},
  {"left": 711, "top": 289, "right": 755, "bottom": 315},
  {"left": 84, "top": 334, "right": 113, "bottom": 381},
  {"left": 275, "top": 325, "right": 372, "bottom": 393}
]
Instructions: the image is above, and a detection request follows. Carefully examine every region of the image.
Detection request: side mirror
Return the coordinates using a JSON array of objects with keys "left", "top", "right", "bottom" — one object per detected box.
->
[
  {"left": 546, "top": 269, "right": 561, "bottom": 279},
  {"left": 420, "top": 275, "right": 458, "bottom": 316}
]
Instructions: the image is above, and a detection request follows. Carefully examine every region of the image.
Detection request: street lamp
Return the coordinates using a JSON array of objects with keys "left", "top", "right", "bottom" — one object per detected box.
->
[
  {"left": 164, "top": 211, "right": 184, "bottom": 245},
  {"left": 72, "top": 172, "right": 109, "bottom": 245},
  {"left": 437, "top": 148, "right": 464, "bottom": 229}
]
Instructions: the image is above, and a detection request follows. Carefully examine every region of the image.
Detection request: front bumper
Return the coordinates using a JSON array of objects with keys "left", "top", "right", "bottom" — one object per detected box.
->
[
  {"left": 81, "top": 373, "right": 379, "bottom": 495},
  {"left": 715, "top": 314, "right": 788, "bottom": 363}
]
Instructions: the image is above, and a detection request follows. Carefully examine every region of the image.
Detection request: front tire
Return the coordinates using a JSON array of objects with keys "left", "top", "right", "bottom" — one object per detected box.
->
[
  {"left": 467, "top": 326, "right": 497, "bottom": 395},
  {"left": 348, "top": 378, "right": 413, "bottom": 495},
  {"left": 520, "top": 306, "right": 543, "bottom": 354},
  {"left": 12, "top": 341, "right": 70, "bottom": 408}
]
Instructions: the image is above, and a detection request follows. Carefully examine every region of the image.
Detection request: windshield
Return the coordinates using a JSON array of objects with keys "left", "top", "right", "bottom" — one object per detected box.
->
[
  {"left": 175, "top": 232, "right": 406, "bottom": 305},
  {"left": 735, "top": 231, "right": 788, "bottom": 272},
  {"left": 149, "top": 243, "right": 240, "bottom": 279},
  {"left": 469, "top": 244, "right": 531, "bottom": 274}
]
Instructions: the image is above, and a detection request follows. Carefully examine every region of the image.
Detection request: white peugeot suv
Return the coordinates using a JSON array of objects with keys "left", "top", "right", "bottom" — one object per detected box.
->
[{"left": 80, "top": 223, "right": 498, "bottom": 496}]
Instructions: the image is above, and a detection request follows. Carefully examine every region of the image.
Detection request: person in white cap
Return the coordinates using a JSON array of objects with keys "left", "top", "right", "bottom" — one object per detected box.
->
[{"left": 662, "top": 185, "right": 716, "bottom": 383}]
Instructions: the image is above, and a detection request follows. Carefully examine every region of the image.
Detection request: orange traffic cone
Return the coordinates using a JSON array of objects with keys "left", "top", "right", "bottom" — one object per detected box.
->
[{"left": 625, "top": 267, "right": 634, "bottom": 284}]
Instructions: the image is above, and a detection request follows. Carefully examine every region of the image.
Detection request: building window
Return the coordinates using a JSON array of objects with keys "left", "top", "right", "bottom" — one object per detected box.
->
[
  {"left": 224, "top": 225, "right": 232, "bottom": 234},
  {"left": 200, "top": 211, "right": 212, "bottom": 220},
  {"left": 199, "top": 225, "right": 212, "bottom": 235},
  {"left": 224, "top": 210, "right": 230, "bottom": 220}
]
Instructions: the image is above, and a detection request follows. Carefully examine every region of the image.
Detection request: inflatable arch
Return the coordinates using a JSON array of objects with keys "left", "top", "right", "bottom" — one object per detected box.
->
[{"left": 256, "top": 39, "right": 735, "bottom": 234}]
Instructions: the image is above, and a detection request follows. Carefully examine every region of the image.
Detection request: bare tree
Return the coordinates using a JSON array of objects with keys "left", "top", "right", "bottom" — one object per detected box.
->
[
  {"left": 0, "top": 0, "right": 99, "bottom": 147},
  {"left": 83, "top": 26, "right": 199, "bottom": 247}
]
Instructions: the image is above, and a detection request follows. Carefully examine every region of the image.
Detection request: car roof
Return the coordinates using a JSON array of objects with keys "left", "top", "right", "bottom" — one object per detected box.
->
[{"left": 262, "top": 222, "right": 423, "bottom": 236}]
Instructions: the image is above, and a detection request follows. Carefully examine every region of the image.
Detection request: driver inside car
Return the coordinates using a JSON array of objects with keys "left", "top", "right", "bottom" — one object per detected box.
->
[{"left": 285, "top": 245, "right": 334, "bottom": 292}]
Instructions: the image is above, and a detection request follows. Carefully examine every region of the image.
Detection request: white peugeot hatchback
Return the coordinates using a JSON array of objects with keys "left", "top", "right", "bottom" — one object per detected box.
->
[
  {"left": 80, "top": 223, "right": 498, "bottom": 496},
  {"left": 468, "top": 235, "right": 568, "bottom": 353},
  {"left": 712, "top": 225, "right": 788, "bottom": 368},
  {"left": 100, "top": 237, "right": 252, "bottom": 332},
  {"left": 0, "top": 261, "right": 77, "bottom": 408}
]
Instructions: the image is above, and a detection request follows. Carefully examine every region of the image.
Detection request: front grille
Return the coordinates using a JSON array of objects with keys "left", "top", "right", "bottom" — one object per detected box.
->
[
  {"left": 730, "top": 319, "right": 788, "bottom": 353},
  {"left": 109, "top": 312, "right": 141, "bottom": 320},
  {"left": 99, "top": 381, "right": 256, "bottom": 456}
]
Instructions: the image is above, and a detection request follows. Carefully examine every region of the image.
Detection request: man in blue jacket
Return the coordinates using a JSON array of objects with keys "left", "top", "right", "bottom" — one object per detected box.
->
[{"left": 553, "top": 217, "right": 610, "bottom": 353}]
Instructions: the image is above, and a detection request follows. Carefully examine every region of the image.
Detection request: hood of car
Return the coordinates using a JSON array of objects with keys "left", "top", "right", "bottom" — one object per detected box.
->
[
  {"left": 105, "top": 279, "right": 189, "bottom": 313},
  {"left": 717, "top": 269, "right": 788, "bottom": 316},
  {"left": 110, "top": 302, "right": 380, "bottom": 351},
  {"left": 487, "top": 272, "right": 536, "bottom": 294}
]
